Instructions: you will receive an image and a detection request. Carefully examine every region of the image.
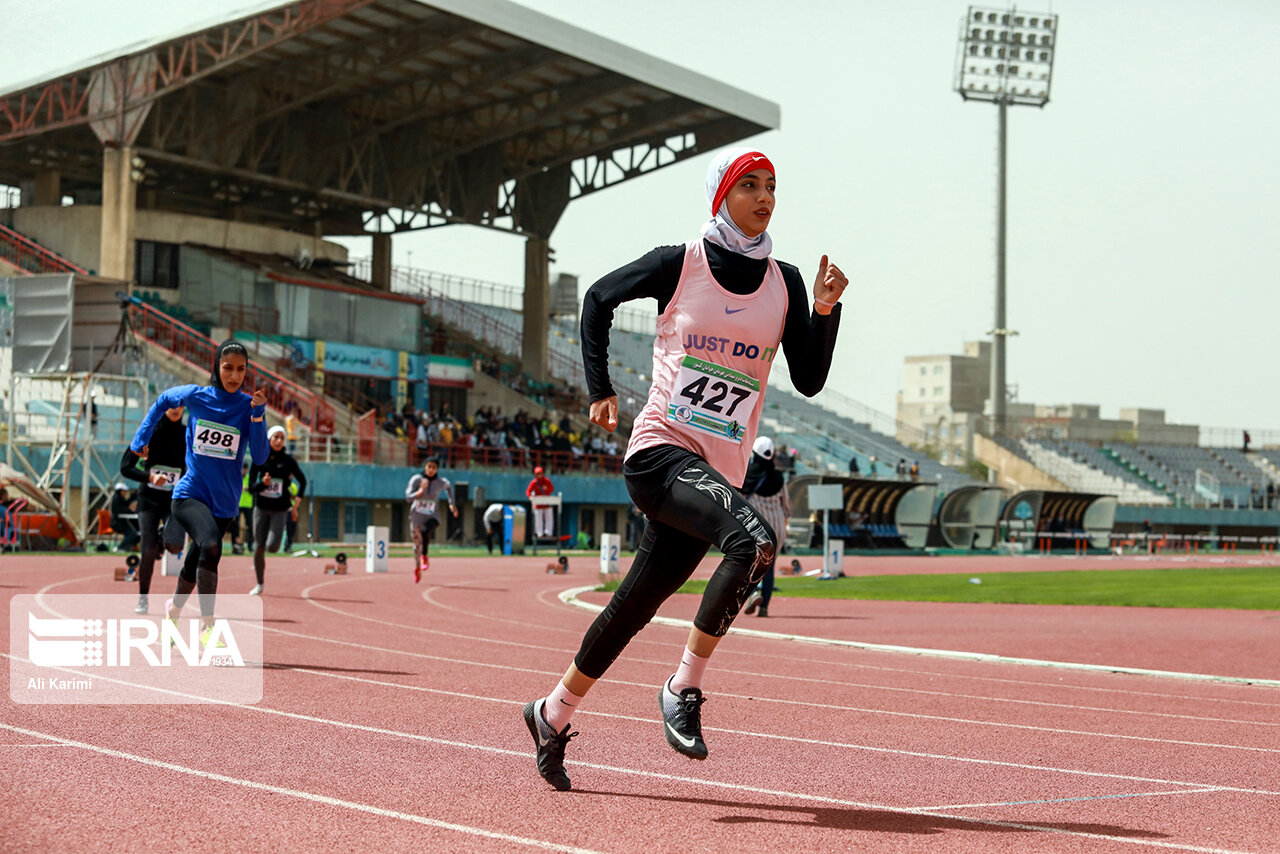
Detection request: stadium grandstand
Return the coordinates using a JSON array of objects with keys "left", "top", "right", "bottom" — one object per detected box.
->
[{"left": 2, "top": 0, "right": 1276, "bottom": 557}]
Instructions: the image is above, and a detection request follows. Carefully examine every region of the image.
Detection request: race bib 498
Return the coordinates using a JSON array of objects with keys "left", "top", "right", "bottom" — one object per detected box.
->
[
  {"left": 193, "top": 419, "right": 241, "bottom": 459},
  {"left": 666, "top": 355, "right": 760, "bottom": 444}
]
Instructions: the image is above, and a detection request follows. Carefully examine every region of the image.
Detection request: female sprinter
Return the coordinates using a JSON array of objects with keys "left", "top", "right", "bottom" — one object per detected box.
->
[
  {"left": 129, "top": 340, "right": 268, "bottom": 642},
  {"left": 119, "top": 404, "right": 188, "bottom": 614},
  {"left": 522, "top": 148, "right": 846, "bottom": 790},
  {"left": 247, "top": 424, "right": 307, "bottom": 595}
]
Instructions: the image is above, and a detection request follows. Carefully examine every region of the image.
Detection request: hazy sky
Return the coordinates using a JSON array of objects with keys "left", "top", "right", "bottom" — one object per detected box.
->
[{"left": 3, "top": 0, "right": 1277, "bottom": 435}]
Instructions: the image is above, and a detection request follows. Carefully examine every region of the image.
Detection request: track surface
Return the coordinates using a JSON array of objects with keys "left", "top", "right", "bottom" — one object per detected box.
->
[{"left": 2, "top": 552, "right": 1278, "bottom": 853}]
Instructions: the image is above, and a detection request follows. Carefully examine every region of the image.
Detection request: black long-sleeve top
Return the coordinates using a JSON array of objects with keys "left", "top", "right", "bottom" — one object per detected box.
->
[
  {"left": 581, "top": 239, "right": 842, "bottom": 500},
  {"left": 248, "top": 450, "right": 307, "bottom": 513},
  {"left": 580, "top": 240, "right": 841, "bottom": 404},
  {"left": 119, "top": 415, "right": 187, "bottom": 511}
]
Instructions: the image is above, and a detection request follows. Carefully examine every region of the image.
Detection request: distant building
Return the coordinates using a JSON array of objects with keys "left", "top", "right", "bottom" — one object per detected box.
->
[
  {"left": 897, "top": 342, "right": 1200, "bottom": 461},
  {"left": 896, "top": 341, "right": 989, "bottom": 464}
]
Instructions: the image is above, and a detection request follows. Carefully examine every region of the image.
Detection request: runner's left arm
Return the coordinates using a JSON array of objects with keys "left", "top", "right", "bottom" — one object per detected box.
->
[
  {"left": 247, "top": 395, "right": 269, "bottom": 465},
  {"left": 777, "top": 264, "right": 841, "bottom": 397}
]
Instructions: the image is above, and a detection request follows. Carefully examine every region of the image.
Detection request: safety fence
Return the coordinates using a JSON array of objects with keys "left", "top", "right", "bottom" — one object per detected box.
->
[
  {"left": 126, "top": 299, "right": 335, "bottom": 435},
  {"left": 0, "top": 223, "right": 88, "bottom": 275},
  {"left": 1007, "top": 528, "right": 1279, "bottom": 556}
]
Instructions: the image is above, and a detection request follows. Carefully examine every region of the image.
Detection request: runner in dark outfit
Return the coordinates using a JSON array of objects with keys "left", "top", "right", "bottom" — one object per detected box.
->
[
  {"left": 246, "top": 425, "right": 307, "bottom": 595},
  {"left": 522, "top": 148, "right": 847, "bottom": 790},
  {"left": 119, "top": 405, "right": 187, "bottom": 614}
]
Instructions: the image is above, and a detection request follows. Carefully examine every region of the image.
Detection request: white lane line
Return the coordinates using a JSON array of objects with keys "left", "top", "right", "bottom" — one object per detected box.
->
[
  {"left": 26, "top": 576, "right": 1277, "bottom": 750},
  {"left": 272, "top": 568, "right": 1280, "bottom": 710},
  {"left": 0, "top": 696, "right": 1256, "bottom": 854},
  {"left": 0, "top": 722, "right": 604, "bottom": 854},
  {"left": 265, "top": 663, "right": 1280, "bottom": 797},
  {"left": 922, "top": 787, "right": 1227, "bottom": 811},
  {"left": 250, "top": 623, "right": 1280, "bottom": 755},
  {"left": 0, "top": 743, "right": 79, "bottom": 748},
  {"left": 558, "top": 586, "right": 1280, "bottom": 688},
  {"left": 299, "top": 577, "right": 1280, "bottom": 725},
  {"left": 12, "top": 649, "right": 1273, "bottom": 803}
]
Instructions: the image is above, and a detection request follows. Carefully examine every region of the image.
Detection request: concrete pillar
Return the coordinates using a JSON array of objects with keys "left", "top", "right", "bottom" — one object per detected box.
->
[
  {"left": 99, "top": 146, "right": 138, "bottom": 281},
  {"left": 371, "top": 233, "right": 392, "bottom": 291},
  {"left": 522, "top": 235, "right": 550, "bottom": 382},
  {"left": 33, "top": 170, "right": 61, "bottom": 206}
]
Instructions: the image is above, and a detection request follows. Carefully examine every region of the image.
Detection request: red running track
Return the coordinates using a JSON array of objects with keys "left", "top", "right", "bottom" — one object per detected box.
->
[{"left": 2, "top": 552, "right": 1278, "bottom": 853}]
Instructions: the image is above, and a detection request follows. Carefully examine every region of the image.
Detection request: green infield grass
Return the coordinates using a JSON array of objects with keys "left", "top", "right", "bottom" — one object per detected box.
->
[{"left": 631, "top": 567, "right": 1280, "bottom": 610}]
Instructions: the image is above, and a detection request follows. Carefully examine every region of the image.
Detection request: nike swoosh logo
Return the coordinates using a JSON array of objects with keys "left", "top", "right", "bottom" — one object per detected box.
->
[
  {"left": 724, "top": 307, "right": 746, "bottom": 315},
  {"left": 750, "top": 155, "right": 765, "bottom": 162},
  {"left": 537, "top": 731, "right": 549, "bottom": 747},
  {"left": 665, "top": 722, "right": 697, "bottom": 748},
  {"left": 559, "top": 698, "right": 572, "bottom": 705}
]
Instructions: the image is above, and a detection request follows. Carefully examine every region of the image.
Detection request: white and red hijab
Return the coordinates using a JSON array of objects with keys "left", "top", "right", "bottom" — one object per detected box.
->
[{"left": 699, "top": 147, "right": 776, "bottom": 260}]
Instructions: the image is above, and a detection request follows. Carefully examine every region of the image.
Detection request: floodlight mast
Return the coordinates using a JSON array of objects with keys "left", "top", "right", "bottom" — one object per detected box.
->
[{"left": 954, "top": 5, "right": 1057, "bottom": 438}]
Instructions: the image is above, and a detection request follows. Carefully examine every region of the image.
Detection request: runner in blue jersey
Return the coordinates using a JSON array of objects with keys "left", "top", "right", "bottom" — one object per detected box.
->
[{"left": 129, "top": 340, "right": 268, "bottom": 639}]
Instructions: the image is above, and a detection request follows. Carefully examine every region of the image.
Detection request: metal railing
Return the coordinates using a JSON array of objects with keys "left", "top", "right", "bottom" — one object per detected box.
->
[
  {"left": 350, "top": 257, "right": 657, "bottom": 335},
  {"left": 127, "top": 300, "right": 335, "bottom": 434},
  {"left": 386, "top": 264, "right": 649, "bottom": 413},
  {"left": 285, "top": 433, "right": 624, "bottom": 474},
  {"left": 1199, "top": 426, "right": 1280, "bottom": 450},
  {"left": 0, "top": 223, "right": 88, "bottom": 275}
]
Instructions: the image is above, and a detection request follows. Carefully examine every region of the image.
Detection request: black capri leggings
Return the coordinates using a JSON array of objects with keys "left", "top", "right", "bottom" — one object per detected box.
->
[
  {"left": 170, "top": 497, "right": 235, "bottom": 617},
  {"left": 136, "top": 503, "right": 186, "bottom": 596},
  {"left": 574, "top": 457, "right": 776, "bottom": 679}
]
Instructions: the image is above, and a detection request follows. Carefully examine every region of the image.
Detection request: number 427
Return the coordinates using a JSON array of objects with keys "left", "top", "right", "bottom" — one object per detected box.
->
[{"left": 678, "top": 377, "right": 749, "bottom": 416}]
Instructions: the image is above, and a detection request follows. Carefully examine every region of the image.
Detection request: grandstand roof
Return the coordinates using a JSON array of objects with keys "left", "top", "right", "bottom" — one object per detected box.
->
[{"left": 0, "top": 0, "right": 778, "bottom": 237}]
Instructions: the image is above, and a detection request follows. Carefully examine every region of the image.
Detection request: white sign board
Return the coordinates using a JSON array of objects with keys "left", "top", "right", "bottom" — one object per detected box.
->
[
  {"left": 365, "top": 525, "right": 389, "bottom": 573},
  {"left": 808, "top": 484, "right": 844, "bottom": 511},
  {"left": 825, "top": 538, "right": 845, "bottom": 578},
  {"left": 599, "top": 533, "right": 620, "bottom": 577},
  {"left": 161, "top": 545, "right": 184, "bottom": 576}
]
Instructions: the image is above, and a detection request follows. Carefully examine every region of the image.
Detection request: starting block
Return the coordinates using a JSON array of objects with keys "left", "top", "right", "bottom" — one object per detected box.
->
[
  {"left": 546, "top": 555, "right": 569, "bottom": 575},
  {"left": 113, "top": 554, "right": 140, "bottom": 582},
  {"left": 324, "top": 552, "right": 348, "bottom": 575}
]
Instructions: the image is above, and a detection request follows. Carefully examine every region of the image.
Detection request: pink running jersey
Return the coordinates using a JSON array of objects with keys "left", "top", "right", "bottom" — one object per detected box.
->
[{"left": 626, "top": 239, "right": 789, "bottom": 486}]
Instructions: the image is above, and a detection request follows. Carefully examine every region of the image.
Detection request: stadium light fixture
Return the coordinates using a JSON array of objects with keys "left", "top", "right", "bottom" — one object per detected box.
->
[{"left": 953, "top": 5, "right": 1058, "bottom": 438}]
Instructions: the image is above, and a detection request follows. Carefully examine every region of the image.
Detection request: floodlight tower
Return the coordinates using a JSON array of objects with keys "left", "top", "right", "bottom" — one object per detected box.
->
[{"left": 954, "top": 6, "right": 1058, "bottom": 437}]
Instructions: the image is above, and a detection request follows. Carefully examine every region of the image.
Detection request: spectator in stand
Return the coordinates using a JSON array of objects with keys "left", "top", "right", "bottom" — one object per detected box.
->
[
  {"left": 848, "top": 455, "right": 860, "bottom": 477},
  {"left": 1268, "top": 482, "right": 1275, "bottom": 510},
  {"left": 909, "top": 460, "right": 920, "bottom": 481},
  {"left": 895, "top": 458, "right": 907, "bottom": 479},
  {"left": 415, "top": 419, "right": 430, "bottom": 464},
  {"left": 868, "top": 455, "right": 878, "bottom": 478},
  {"left": 526, "top": 466, "right": 556, "bottom": 539},
  {"left": 284, "top": 402, "right": 300, "bottom": 452}
]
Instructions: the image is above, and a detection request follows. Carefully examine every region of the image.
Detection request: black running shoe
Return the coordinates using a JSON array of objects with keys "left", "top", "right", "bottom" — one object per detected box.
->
[
  {"left": 522, "top": 700, "right": 576, "bottom": 791},
  {"left": 658, "top": 679, "right": 708, "bottom": 760}
]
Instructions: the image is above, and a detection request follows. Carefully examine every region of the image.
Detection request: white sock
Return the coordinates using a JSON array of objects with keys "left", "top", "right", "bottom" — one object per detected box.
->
[
  {"left": 669, "top": 648, "right": 710, "bottom": 694},
  {"left": 542, "top": 681, "right": 582, "bottom": 733}
]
